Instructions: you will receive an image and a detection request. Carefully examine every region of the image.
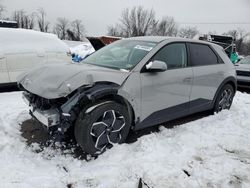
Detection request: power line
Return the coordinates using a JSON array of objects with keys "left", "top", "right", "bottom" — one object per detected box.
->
[{"left": 177, "top": 22, "right": 250, "bottom": 25}]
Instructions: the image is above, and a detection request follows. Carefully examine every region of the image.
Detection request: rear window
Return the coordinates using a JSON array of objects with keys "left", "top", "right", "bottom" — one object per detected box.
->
[{"left": 189, "top": 43, "right": 218, "bottom": 66}]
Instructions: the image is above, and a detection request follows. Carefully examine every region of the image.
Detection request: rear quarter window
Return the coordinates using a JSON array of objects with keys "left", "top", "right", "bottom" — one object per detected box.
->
[{"left": 189, "top": 43, "right": 218, "bottom": 66}]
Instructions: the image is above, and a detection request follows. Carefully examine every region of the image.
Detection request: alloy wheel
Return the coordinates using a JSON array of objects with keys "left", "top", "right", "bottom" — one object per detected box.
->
[
  {"left": 218, "top": 88, "right": 233, "bottom": 111},
  {"left": 90, "top": 110, "right": 126, "bottom": 153}
]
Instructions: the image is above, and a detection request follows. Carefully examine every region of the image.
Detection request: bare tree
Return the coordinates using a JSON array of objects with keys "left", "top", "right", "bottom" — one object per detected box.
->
[
  {"left": 66, "top": 29, "right": 78, "bottom": 41},
  {"left": 224, "top": 29, "right": 250, "bottom": 54},
  {"left": 36, "top": 7, "right": 49, "bottom": 32},
  {"left": 54, "top": 17, "right": 69, "bottom": 40},
  {"left": 12, "top": 10, "right": 35, "bottom": 29},
  {"left": 0, "top": 3, "right": 5, "bottom": 19},
  {"left": 110, "top": 6, "right": 156, "bottom": 37},
  {"left": 107, "top": 25, "right": 122, "bottom": 37},
  {"left": 70, "top": 19, "right": 85, "bottom": 41},
  {"left": 178, "top": 26, "right": 199, "bottom": 39},
  {"left": 208, "top": 31, "right": 217, "bottom": 35},
  {"left": 12, "top": 10, "right": 25, "bottom": 27},
  {"left": 224, "top": 29, "right": 249, "bottom": 41},
  {"left": 245, "top": 40, "right": 250, "bottom": 55},
  {"left": 153, "top": 16, "right": 178, "bottom": 36},
  {"left": 24, "top": 13, "right": 35, "bottom": 29}
]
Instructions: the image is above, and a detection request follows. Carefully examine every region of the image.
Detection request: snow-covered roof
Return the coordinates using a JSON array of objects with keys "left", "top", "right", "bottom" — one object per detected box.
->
[
  {"left": 0, "top": 28, "right": 69, "bottom": 54},
  {"left": 63, "top": 39, "right": 90, "bottom": 47},
  {"left": 0, "top": 20, "right": 17, "bottom": 24}
]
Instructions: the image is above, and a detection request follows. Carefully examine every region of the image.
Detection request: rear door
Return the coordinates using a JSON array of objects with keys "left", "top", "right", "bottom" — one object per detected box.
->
[{"left": 188, "top": 43, "right": 225, "bottom": 111}]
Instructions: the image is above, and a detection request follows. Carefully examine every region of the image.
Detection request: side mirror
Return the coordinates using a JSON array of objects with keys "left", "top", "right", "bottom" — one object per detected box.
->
[{"left": 146, "top": 60, "right": 167, "bottom": 72}]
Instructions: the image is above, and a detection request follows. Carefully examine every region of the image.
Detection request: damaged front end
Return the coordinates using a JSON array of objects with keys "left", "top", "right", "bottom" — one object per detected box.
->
[
  {"left": 22, "top": 83, "right": 120, "bottom": 139},
  {"left": 23, "top": 91, "right": 66, "bottom": 128},
  {"left": 22, "top": 91, "right": 72, "bottom": 141}
]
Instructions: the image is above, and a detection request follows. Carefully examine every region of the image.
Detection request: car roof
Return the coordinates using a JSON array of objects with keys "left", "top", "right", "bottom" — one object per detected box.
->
[
  {"left": 125, "top": 36, "right": 220, "bottom": 47},
  {"left": 0, "top": 28, "right": 69, "bottom": 53}
]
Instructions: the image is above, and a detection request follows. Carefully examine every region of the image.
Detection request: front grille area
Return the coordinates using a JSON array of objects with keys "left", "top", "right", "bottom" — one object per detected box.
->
[
  {"left": 23, "top": 92, "right": 67, "bottom": 111},
  {"left": 236, "top": 70, "right": 250, "bottom": 77}
]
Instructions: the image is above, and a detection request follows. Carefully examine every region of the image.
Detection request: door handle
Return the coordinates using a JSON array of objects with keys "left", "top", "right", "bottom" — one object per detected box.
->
[{"left": 183, "top": 77, "right": 192, "bottom": 83}]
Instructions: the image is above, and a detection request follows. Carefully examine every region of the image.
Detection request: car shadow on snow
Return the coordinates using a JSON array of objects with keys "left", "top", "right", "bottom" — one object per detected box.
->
[
  {"left": 20, "top": 110, "right": 212, "bottom": 160},
  {"left": 20, "top": 85, "right": 250, "bottom": 160},
  {"left": 0, "top": 84, "right": 19, "bottom": 93},
  {"left": 237, "top": 87, "right": 250, "bottom": 94},
  {"left": 16, "top": 86, "right": 250, "bottom": 160}
]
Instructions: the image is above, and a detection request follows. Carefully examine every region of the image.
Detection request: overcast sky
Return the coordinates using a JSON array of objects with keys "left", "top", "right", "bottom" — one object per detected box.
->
[{"left": 1, "top": 0, "right": 250, "bottom": 36}]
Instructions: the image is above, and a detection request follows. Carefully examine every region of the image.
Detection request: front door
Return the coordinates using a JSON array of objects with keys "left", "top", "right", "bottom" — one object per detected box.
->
[{"left": 138, "top": 43, "right": 193, "bottom": 129}]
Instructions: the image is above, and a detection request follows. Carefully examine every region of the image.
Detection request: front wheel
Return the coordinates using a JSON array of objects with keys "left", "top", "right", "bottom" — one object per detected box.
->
[
  {"left": 74, "top": 101, "right": 131, "bottom": 156},
  {"left": 214, "top": 84, "right": 235, "bottom": 113}
]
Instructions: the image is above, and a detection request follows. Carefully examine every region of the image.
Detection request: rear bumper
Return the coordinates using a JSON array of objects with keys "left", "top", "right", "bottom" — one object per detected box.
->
[{"left": 237, "top": 75, "right": 250, "bottom": 88}]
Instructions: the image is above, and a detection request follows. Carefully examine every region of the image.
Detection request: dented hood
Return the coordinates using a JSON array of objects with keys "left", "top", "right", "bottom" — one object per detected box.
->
[{"left": 18, "top": 63, "right": 130, "bottom": 99}]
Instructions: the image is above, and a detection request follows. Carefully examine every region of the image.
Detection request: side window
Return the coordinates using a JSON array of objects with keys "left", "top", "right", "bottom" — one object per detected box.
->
[
  {"left": 152, "top": 43, "right": 187, "bottom": 69},
  {"left": 189, "top": 43, "right": 218, "bottom": 66}
]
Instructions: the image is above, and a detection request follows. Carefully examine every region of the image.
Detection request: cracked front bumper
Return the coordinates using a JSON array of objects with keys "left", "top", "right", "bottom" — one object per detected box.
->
[
  {"left": 30, "top": 108, "right": 60, "bottom": 127},
  {"left": 22, "top": 93, "right": 60, "bottom": 127}
]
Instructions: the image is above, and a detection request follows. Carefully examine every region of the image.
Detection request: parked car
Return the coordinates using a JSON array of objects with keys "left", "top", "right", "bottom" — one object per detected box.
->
[
  {"left": 0, "top": 28, "right": 71, "bottom": 85},
  {"left": 235, "top": 55, "right": 250, "bottom": 88},
  {"left": 199, "top": 34, "right": 240, "bottom": 63},
  {"left": 18, "top": 37, "right": 237, "bottom": 156},
  {"left": 0, "top": 20, "right": 18, "bottom": 28}
]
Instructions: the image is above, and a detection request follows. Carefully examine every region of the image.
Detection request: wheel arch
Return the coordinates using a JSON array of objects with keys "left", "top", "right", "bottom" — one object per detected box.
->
[
  {"left": 212, "top": 76, "right": 237, "bottom": 107},
  {"left": 61, "top": 81, "right": 136, "bottom": 129},
  {"left": 89, "top": 94, "right": 136, "bottom": 128}
]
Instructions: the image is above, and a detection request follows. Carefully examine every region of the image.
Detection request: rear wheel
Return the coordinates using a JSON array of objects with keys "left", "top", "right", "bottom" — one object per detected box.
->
[
  {"left": 74, "top": 101, "right": 131, "bottom": 156},
  {"left": 214, "top": 84, "right": 235, "bottom": 112}
]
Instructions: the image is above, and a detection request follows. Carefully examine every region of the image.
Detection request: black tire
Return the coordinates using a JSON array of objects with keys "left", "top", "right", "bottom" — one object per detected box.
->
[
  {"left": 214, "top": 84, "right": 235, "bottom": 113},
  {"left": 74, "top": 101, "right": 131, "bottom": 156}
]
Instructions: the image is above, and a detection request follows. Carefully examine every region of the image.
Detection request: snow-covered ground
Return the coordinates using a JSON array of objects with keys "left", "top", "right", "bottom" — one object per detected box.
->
[{"left": 0, "top": 91, "right": 250, "bottom": 188}]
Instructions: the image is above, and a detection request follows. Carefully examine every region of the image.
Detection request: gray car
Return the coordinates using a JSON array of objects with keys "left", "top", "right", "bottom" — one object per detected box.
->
[
  {"left": 235, "top": 56, "right": 250, "bottom": 88},
  {"left": 18, "top": 37, "right": 237, "bottom": 156}
]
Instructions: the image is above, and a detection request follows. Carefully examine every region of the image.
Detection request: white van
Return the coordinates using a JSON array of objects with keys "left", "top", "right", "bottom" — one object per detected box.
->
[{"left": 0, "top": 28, "right": 71, "bottom": 85}]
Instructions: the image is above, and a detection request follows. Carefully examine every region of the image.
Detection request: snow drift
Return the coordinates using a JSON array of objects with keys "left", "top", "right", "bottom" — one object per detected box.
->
[{"left": 0, "top": 91, "right": 249, "bottom": 188}]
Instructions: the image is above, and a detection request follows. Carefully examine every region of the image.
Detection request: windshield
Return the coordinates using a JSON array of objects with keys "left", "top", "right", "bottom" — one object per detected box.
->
[
  {"left": 239, "top": 57, "right": 250, "bottom": 64},
  {"left": 82, "top": 40, "right": 157, "bottom": 70}
]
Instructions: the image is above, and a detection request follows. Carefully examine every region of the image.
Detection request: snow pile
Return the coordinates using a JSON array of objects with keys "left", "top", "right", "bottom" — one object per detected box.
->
[
  {"left": 70, "top": 42, "right": 95, "bottom": 59},
  {"left": 63, "top": 40, "right": 95, "bottom": 62},
  {"left": 63, "top": 39, "right": 90, "bottom": 47},
  {"left": 0, "top": 91, "right": 250, "bottom": 188}
]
